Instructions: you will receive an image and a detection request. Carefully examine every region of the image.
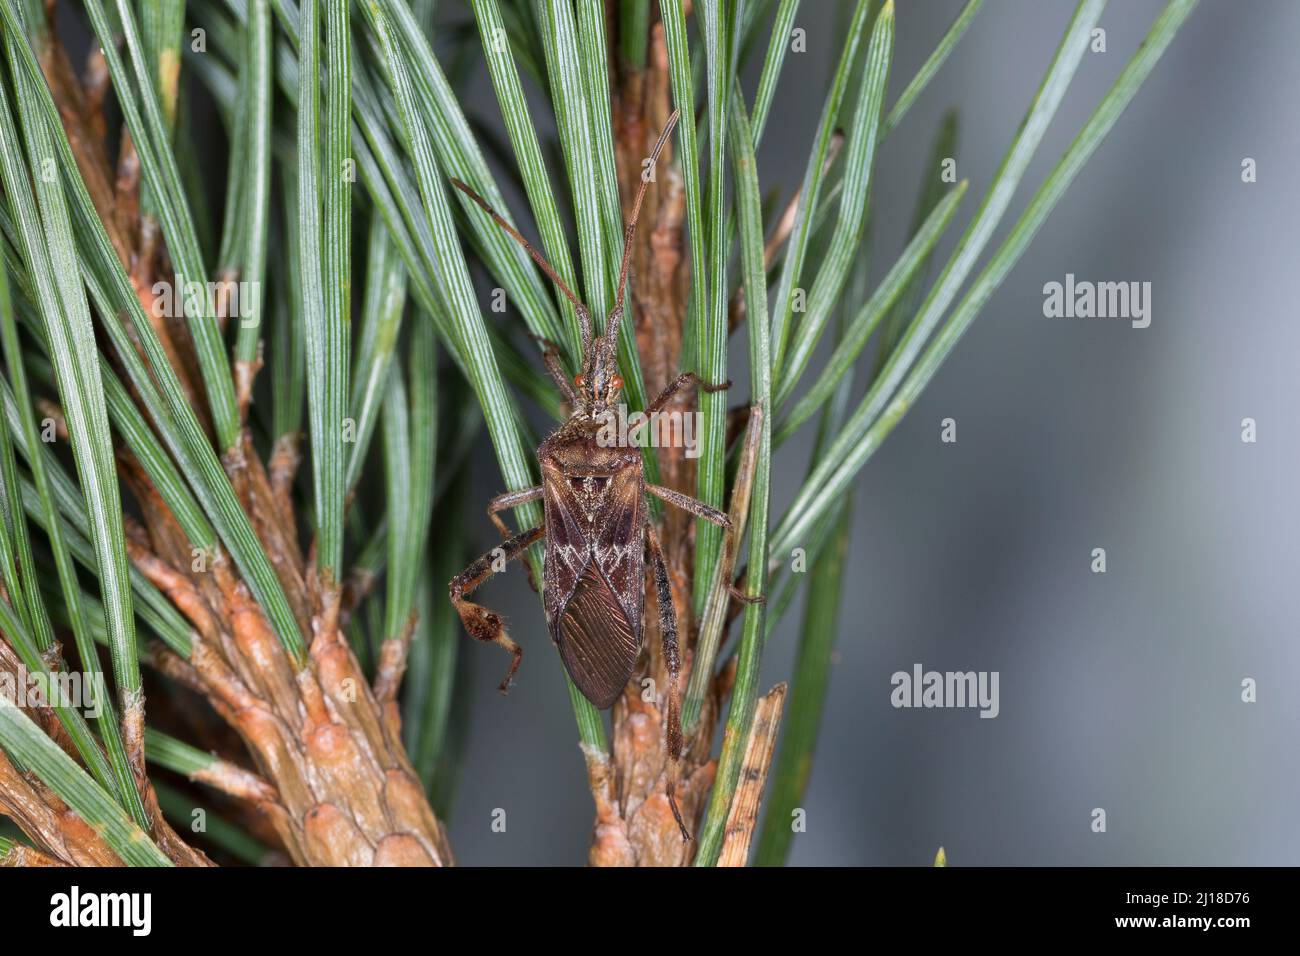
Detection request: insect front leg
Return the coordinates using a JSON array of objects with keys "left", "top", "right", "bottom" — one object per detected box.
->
[
  {"left": 644, "top": 372, "right": 730, "bottom": 418},
  {"left": 449, "top": 524, "right": 545, "bottom": 693},
  {"left": 485, "top": 487, "right": 544, "bottom": 539},
  {"left": 646, "top": 523, "right": 690, "bottom": 843},
  {"left": 528, "top": 333, "right": 578, "bottom": 405},
  {"left": 486, "top": 487, "right": 545, "bottom": 593}
]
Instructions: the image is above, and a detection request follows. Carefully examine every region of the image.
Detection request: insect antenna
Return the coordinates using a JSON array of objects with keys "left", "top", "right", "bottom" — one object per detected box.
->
[
  {"left": 604, "top": 109, "right": 680, "bottom": 345},
  {"left": 449, "top": 177, "right": 593, "bottom": 349}
]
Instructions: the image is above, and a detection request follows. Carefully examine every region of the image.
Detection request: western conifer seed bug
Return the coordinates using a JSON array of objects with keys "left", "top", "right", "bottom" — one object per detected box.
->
[{"left": 448, "top": 111, "right": 731, "bottom": 840}]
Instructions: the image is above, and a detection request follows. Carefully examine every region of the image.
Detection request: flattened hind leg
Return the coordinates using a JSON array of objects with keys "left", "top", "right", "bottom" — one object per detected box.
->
[
  {"left": 647, "top": 524, "right": 690, "bottom": 842},
  {"left": 449, "top": 524, "right": 545, "bottom": 693}
]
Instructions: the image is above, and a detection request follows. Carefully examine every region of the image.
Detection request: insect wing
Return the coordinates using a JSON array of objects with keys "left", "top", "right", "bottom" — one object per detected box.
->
[{"left": 543, "top": 467, "right": 645, "bottom": 709}]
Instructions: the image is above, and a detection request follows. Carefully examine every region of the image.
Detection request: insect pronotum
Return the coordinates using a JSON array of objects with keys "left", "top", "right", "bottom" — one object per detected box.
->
[{"left": 448, "top": 110, "right": 732, "bottom": 841}]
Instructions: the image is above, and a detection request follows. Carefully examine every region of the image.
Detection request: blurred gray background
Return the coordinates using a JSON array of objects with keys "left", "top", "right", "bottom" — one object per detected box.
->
[{"left": 446, "top": 0, "right": 1300, "bottom": 865}]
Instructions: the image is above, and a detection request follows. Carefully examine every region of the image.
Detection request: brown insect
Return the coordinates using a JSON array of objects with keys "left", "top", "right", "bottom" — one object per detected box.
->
[{"left": 448, "top": 111, "right": 730, "bottom": 840}]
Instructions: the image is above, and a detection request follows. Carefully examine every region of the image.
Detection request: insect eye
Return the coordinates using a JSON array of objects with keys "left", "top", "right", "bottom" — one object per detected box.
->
[
  {"left": 610, "top": 375, "right": 623, "bottom": 390},
  {"left": 574, "top": 374, "right": 585, "bottom": 387}
]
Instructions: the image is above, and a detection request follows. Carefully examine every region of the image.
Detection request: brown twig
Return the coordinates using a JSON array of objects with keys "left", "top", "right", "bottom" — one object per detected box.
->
[
  {"left": 0, "top": 26, "right": 454, "bottom": 857},
  {"left": 592, "top": 5, "right": 786, "bottom": 867},
  {"left": 0, "top": 750, "right": 122, "bottom": 866},
  {"left": 189, "top": 757, "right": 279, "bottom": 805},
  {"left": 37, "top": 24, "right": 133, "bottom": 263},
  {"left": 373, "top": 610, "right": 419, "bottom": 738},
  {"left": 268, "top": 432, "right": 303, "bottom": 531},
  {"left": 0, "top": 841, "right": 68, "bottom": 867}
]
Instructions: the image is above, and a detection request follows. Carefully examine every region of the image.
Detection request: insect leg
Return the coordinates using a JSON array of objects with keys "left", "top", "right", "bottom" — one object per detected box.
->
[
  {"left": 449, "top": 524, "right": 545, "bottom": 693},
  {"left": 485, "top": 487, "right": 545, "bottom": 539},
  {"left": 646, "top": 484, "right": 731, "bottom": 528},
  {"left": 486, "top": 487, "right": 545, "bottom": 593},
  {"left": 646, "top": 523, "right": 690, "bottom": 843},
  {"left": 643, "top": 371, "right": 729, "bottom": 418},
  {"left": 649, "top": 487, "right": 763, "bottom": 610},
  {"left": 728, "top": 583, "right": 766, "bottom": 606},
  {"left": 527, "top": 334, "right": 578, "bottom": 404}
]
